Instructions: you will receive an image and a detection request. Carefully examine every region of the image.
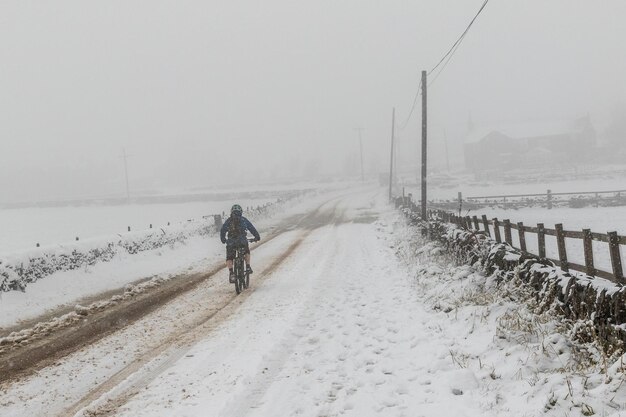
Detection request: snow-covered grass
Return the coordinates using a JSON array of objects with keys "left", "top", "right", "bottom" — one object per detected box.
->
[
  {"left": 0, "top": 199, "right": 272, "bottom": 254},
  {"left": 462, "top": 205, "right": 626, "bottom": 234},
  {"left": 412, "top": 168, "right": 626, "bottom": 202},
  {"left": 402, "top": 171, "right": 626, "bottom": 274},
  {"left": 452, "top": 205, "right": 626, "bottom": 274},
  {"left": 0, "top": 180, "right": 359, "bottom": 254},
  {"left": 392, "top": 216, "right": 626, "bottom": 416}
]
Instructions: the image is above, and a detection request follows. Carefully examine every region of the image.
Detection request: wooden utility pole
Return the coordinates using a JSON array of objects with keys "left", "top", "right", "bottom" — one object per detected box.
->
[
  {"left": 389, "top": 108, "right": 395, "bottom": 201},
  {"left": 421, "top": 70, "right": 427, "bottom": 219},
  {"left": 354, "top": 127, "right": 365, "bottom": 182}
]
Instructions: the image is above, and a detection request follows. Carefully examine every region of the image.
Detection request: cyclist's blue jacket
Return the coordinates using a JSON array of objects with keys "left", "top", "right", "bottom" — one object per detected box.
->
[{"left": 220, "top": 215, "right": 260, "bottom": 246}]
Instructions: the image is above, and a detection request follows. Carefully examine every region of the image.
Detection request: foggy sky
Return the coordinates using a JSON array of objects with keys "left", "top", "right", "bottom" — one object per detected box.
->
[{"left": 1, "top": 1, "right": 625, "bottom": 203}]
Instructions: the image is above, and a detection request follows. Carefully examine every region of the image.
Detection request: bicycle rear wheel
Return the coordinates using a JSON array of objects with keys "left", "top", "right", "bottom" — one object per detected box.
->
[{"left": 234, "top": 257, "right": 243, "bottom": 295}]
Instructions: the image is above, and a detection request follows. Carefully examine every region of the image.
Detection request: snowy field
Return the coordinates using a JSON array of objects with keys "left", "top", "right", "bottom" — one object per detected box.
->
[
  {"left": 2, "top": 189, "right": 624, "bottom": 417},
  {"left": 470, "top": 206, "right": 626, "bottom": 271},
  {"left": 403, "top": 173, "right": 626, "bottom": 274},
  {"left": 0, "top": 198, "right": 273, "bottom": 255},
  {"left": 425, "top": 174, "right": 626, "bottom": 202}
]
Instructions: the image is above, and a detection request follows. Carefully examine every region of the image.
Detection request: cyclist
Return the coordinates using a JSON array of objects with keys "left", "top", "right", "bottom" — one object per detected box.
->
[{"left": 220, "top": 204, "right": 261, "bottom": 283}]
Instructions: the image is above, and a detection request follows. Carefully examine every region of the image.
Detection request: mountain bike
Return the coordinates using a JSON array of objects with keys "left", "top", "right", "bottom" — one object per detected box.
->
[{"left": 233, "top": 238, "right": 256, "bottom": 294}]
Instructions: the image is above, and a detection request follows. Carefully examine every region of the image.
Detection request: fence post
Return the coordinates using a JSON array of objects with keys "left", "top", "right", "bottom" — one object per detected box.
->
[
  {"left": 493, "top": 218, "right": 501, "bottom": 243},
  {"left": 482, "top": 215, "right": 490, "bottom": 237},
  {"left": 503, "top": 219, "right": 513, "bottom": 245},
  {"left": 537, "top": 223, "right": 546, "bottom": 258},
  {"left": 465, "top": 216, "right": 472, "bottom": 230},
  {"left": 582, "top": 228, "right": 595, "bottom": 277},
  {"left": 472, "top": 215, "right": 480, "bottom": 230},
  {"left": 128, "top": 226, "right": 131, "bottom": 232},
  {"left": 214, "top": 214, "right": 223, "bottom": 231},
  {"left": 608, "top": 231, "right": 624, "bottom": 283},
  {"left": 458, "top": 192, "right": 462, "bottom": 216},
  {"left": 555, "top": 223, "right": 568, "bottom": 272},
  {"left": 547, "top": 189, "right": 552, "bottom": 210},
  {"left": 517, "top": 222, "right": 527, "bottom": 252}
]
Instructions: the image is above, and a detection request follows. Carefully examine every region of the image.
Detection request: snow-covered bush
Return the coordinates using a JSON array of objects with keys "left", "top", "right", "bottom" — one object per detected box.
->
[
  {"left": 398, "top": 206, "right": 626, "bottom": 359},
  {"left": 0, "top": 221, "right": 213, "bottom": 293}
]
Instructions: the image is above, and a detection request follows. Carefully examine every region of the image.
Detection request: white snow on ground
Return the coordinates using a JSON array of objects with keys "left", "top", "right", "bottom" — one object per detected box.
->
[
  {"left": 434, "top": 204, "right": 626, "bottom": 275},
  {"left": 421, "top": 173, "right": 626, "bottom": 201},
  {"left": 466, "top": 205, "right": 626, "bottom": 235},
  {"left": 0, "top": 199, "right": 272, "bottom": 254},
  {"left": 0, "top": 229, "right": 306, "bottom": 417},
  {"left": 0, "top": 180, "right": 356, "bottom": 254},
  {"left": 0, "top": 186, "right": 357, "bottom": 330},
  {"left": 94, "top": 193, "right": 626, "bottom": 415},
  {"left": 2, "top": 189, "right": 625, "bottom": 417}
]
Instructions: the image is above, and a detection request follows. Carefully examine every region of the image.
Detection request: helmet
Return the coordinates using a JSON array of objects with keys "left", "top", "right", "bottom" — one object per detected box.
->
[{"left": 231, "top": 204, "right": 243, "bottom": 215}]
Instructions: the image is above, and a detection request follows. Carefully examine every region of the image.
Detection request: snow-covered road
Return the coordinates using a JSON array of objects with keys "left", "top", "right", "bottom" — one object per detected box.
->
[
  {"left": 74, "top": 191, "right": 491, "bottom": 417},
  {"left": 1, "top": 189, "right": 624, "bottom": 416}
]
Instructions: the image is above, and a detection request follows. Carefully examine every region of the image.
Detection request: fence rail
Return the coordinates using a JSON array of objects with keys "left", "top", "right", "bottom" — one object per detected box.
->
[
  {"left": 428, "top": 188, "right": 626, "bottom": 211},
  {"left": 427, "top": 208, "right": 625, "bottom": 285}
]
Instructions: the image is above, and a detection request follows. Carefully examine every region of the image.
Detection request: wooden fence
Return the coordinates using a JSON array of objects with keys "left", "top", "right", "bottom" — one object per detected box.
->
[
  {"left": 441, "top": 189, "right": 626, "bottom": 211},
  {"left": 428, "top": 209, "right": 625, "bottom": 285}
]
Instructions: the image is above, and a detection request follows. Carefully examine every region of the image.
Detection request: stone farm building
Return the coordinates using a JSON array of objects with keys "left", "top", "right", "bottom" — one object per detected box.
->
[{"left": 464, "top": 117, "right": 596, "bottom": 172}]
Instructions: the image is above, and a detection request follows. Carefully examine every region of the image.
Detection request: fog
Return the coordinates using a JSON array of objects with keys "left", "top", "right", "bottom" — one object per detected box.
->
[{"left": 1, "top": 0, "right": 625, "bottom": 203}]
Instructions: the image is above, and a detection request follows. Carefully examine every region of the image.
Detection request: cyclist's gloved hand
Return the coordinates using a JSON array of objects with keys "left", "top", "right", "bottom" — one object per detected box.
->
[{"left": 254, "top": 237, "right": 260, "bottom": 242}]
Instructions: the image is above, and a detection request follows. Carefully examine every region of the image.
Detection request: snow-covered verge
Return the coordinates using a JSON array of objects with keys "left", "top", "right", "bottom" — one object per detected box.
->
[
  {"left": 402, "top": 206, "right": 626, "bottom": 358},
  {"left": 394, "top": 210, "right": 626, "bottom": 415},
  {"left": 0, "top": 194, "right": 304, "bottom": 294},
  {"left": 0, "top": 220, "right": 212, "bottom": 293}
]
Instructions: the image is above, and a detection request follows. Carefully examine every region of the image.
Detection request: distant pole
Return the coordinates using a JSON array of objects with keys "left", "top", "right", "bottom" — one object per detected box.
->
[
  {"left": 443, "top": 128, "right": 450, "bottom": 172},
  {"left": 421, "top": 70, "right": 427, "bottom": 219},
  {"left": 354, "top": 127, "right": 365, "bottom": 182},
  {"left": 389, "top": 108, "right": 396, "bottom": 201},
  {"left": 122, "top": 148, "right": 130, "bottom": 203}
]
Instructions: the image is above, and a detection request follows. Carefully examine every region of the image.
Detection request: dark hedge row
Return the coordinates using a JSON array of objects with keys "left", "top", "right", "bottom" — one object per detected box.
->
[
  {"left": 400, "top": 206, "right": 626, "bottom": 356},
  {"left": 0, "top": 223, "right": 213, "bottom": 292}
]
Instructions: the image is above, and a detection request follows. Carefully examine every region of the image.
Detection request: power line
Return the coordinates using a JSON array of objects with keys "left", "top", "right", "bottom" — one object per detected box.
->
[
  {"left": 399, "top": 0, "right": 490, "bottom": 129},
  {"left": 428, "top": 0, "right": 489, "bottom": 78},
  {"left": 428, "top": 35, "right": 463, "bottom": 88},
  {"left": 399, "top": 79, "right": 422, "bottom": 130}
]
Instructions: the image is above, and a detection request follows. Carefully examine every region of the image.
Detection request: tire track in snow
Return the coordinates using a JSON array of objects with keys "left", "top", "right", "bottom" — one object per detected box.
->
[
  {"left": 219, "top": 226, "right": 343, "bottom": 417},
  {"left": 63, "top": 231, "right": 311, "bottom": 417},
  {"left": 65, "top": 200, "right": 349, "bottom": 417},
  {"left": 0, "top": 196, "right": 346, "bottom": 385}
]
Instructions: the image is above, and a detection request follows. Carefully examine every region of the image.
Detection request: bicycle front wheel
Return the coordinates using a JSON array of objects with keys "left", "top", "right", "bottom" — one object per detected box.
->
[{"left": 234, "top": 258, "right": 243, "bottom": 295}]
